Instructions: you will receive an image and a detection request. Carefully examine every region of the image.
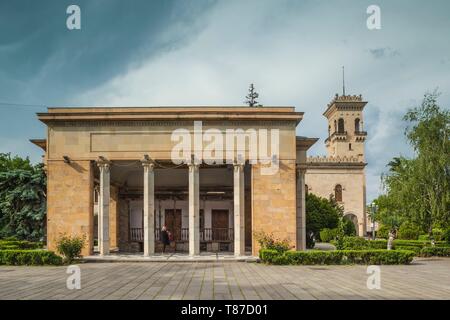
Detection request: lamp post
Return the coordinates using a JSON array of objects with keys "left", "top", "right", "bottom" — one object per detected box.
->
[{"left": 369, "top": 202, "right": 378, "bottom": 240}]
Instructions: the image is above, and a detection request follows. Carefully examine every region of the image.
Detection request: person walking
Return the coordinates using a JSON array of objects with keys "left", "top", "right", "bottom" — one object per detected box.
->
[{"left": 161, "top": 225, "right": 170, "bottom": 254}]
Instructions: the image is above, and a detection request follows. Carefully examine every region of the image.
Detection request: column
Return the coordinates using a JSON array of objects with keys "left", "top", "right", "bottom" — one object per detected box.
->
[
  {"left": 142, "top": 159, "right": 155, "bottom": 256},
  {"left": 233, "top": 163, "right": 245, "bottom": 256},
  {"left": 188, "top": 162, "right": 200, "bottom": 256},
  {"left": 296, "top": 166, "right": 306, "bottom": 250},
  {"left": 97, "top": 158, "right": 111, "bottom": 256}
]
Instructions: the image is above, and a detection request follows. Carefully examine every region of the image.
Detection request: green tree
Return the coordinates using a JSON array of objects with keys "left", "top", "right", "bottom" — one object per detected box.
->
[
  {"left": 0, "top": 154, "right": 46, "bottom": 241},
  {"left": 381, "top": 91, "right": 450, "bottom": 234},
  {"left": 305, "top": 193, "right": 341, "bottom": 242}
]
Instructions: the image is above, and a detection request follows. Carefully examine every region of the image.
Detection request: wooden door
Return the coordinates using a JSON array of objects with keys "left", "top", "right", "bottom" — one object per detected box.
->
[
  {"left": 164, "top": 209, "right": 182, "bottom": 241},
  {"left": 211, "top": 209, "right": 229, "bottom": 241}
]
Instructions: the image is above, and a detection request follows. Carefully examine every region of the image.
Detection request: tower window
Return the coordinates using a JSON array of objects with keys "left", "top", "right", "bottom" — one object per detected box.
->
[
  {"left": 338, "top": 118, "right": 345, "bottom": 133},
  {"left": 349, "top": 143, "right": 352, "bottom": 150},
  {"left": 335, "top": 184, "right": 343, "bottom": 202},
  {"left": 355, "top": 118, "right": 360, "bottom": 133}
]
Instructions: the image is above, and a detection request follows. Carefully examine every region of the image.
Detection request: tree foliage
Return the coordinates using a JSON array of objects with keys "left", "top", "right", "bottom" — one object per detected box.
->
[
  {"left": 306, "top": 193, "right": 342, "bottom": 240},
  {"left": 380, "top": 92, "right": 450, "bottom": 233},
  {"left": 0, "top": 153, "right": 46, "bottom": 241},
  {"left": 244, "top": 83, "right": 262, "bottom": 107}
]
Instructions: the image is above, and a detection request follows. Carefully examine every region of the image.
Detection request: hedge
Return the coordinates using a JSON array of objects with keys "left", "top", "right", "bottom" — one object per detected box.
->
[
  {"left": 419, "top": 247, "right": 450, "bottom": 257},
  {"left": 259, "top": 249, "right": 415, "bottom": 265},
  {"left": 0, "top": 250, "right": 62, "bottom": 266},
  {"left": 0, "top": 240, "right": 43, "bottom": 250},
  {"left": 330, "top": 237, "right": 449, "bottom": 251}
]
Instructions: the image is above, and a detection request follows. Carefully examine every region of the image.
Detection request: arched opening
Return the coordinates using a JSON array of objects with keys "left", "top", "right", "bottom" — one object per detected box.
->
[
  {"left": 328, "top": 126, "right": 331, "bottom": 137},
  {"left": 349, "top": 143, "right": 352, "bottom": 150},
  {"left": 355, "top": 118, "right": 360, "bottom": 132},
  {"left": 334, "top": 120, "right": 337, "bottom": 133},
  {"left": 338, "top": 118, "right": 345, "bottom": 133},
  {"left": 334, "top": 184, "right": 342, "bottom": 202},
  {"left": 305, "top": 184, "right": 308, "bottom": 196}
]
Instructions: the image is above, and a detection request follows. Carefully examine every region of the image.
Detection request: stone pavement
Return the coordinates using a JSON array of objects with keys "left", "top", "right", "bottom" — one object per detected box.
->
[{"left": 0, "top": 258, "right": 449, "bottom": 300}]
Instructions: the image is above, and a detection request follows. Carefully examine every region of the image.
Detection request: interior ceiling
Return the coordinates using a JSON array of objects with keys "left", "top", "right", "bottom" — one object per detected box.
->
[{"left": 107, "top": 162, "right": 234, "bottom": 188}]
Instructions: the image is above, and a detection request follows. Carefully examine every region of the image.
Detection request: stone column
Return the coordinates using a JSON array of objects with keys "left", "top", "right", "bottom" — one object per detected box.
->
[
  {"left": 233, "top": 163, "right": 245, "bottom": 256},
  {"left": 142, "top": 159, "right": 155, "bottom": 256},
  {"left": 296, "top": 165, "right": 307, "bottom": 251},
  {"left": 97, "top": 158, "right": 111, "bottom": 256},
  {"left": 188, "top": 162, "right": 200, "bottom": 256}
]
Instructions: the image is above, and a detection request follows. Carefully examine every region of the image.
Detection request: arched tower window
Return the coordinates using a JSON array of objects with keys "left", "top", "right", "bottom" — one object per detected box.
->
[
  {"left": 335, "top": 184, "right": 342, "bottom": 202},
  {"left": 338, "top": 118, "right": 345, "bottom": 133},
  {"left": 334, "top": 120, "right": 337, "bottom": 133},
  {"left": 328, "top": 126, "right": 331, "bottom": 137},
  {"left": 355, "top": 118, "right": 360, "bottom": 133}
]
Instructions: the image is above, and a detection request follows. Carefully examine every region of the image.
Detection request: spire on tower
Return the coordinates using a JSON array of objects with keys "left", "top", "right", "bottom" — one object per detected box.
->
[{"left": 342, "top": 66, "right": 346, "bottom": 96}]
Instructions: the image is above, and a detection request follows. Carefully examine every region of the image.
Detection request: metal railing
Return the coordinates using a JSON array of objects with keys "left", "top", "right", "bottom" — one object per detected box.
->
[{"left": 129, "top": 227, "right": 234, "bottom": 242}]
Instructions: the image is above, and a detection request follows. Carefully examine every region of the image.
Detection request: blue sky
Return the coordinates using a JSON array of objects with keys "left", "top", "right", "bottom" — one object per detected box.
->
[{"left": 1, "top": 0, "right": 449, "bottom": 202}]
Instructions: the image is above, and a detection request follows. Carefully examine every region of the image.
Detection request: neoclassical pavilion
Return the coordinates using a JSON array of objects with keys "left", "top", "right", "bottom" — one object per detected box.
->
[{"left": 32, "top": 107, "right": 316, "bottom": 257}]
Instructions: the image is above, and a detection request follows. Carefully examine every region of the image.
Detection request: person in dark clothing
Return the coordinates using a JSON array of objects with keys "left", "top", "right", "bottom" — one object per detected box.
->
[{"left": 161, "top": 225, "right": 170, "bottom": 254}]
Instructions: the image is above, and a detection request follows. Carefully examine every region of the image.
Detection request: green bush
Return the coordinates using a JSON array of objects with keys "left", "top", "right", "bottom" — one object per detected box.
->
[
  {"left": 376, "top": 225, "right": 391, "bottom": 239},
  {"left": 343, "top": 219, "right": 357, "bottom": 236},
  {"left": 0, "top": 250, "right": 62, "bottom": 265},
  {"left": 331, "top": 236, "right": 387, "bottom": 250},
  {"left": 0, "top": 240, "right": 43, "bottom": 250},
  {"left": 418, "top": 234, "right": 430, "bottom": 241},
  {"left": 56, "top": 234, "right": 86, "bottom": 263},
  {"left": 419, "top": 247, "right": 450, "bottom": 257},
  {"left": 259, "top": 249, "right": 415, "bottom": 265},
  {"left": 319, "top": 228, "right": 338, "bottom": 242},
  {"left": 254, "top": 231, "right": 290, "bottom": 253},
  {"left": 443, "top": 228, "right": 450, "bottom": 244},
  {"left": 397, "top": 223, "right": 420, "bottom": 240},
  {"left": 395, "top": 245, "right": 422, "bottom": 255}
]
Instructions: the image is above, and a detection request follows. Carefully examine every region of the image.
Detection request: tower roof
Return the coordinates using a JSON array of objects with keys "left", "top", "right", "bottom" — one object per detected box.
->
[{"left": 323, "top": 94, "right": 367, "bottom": 118}]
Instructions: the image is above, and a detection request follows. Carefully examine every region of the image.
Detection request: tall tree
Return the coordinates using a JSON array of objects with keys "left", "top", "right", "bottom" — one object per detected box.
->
[
  {"left": 0, "top": 154, "right": 46, "bottom": 241},
  {"left": 244, "top": 83, "right": 262, "bottom": 107},
  {"left": 381, "top": 92, "right": 450, "bottom": 233}
]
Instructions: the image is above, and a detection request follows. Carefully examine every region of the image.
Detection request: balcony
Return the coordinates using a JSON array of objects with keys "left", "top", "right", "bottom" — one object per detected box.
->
[{"left": 325, "top": 130, "right": 347, "bottom": 144}]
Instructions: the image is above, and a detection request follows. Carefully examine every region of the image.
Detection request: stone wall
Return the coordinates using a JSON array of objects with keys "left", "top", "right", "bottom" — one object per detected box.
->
[
  {"left": 251, "top": 160, "right": 297, "bottom": 256},
  {"left": 47, "top": 160, "right": 93, "bottom": 256}
]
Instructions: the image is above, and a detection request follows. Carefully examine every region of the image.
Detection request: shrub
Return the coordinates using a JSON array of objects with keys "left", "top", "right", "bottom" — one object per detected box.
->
[
  {"left": 419, "top": 247, "right": 450, "bottom": 257},
  {"left": 0, "top": 240, "right": 42, "bottom": 250},
  {"left": 431, "top": 228, "right": 444, "bottom": 241},
  {"left": 0, "top": 250, "right": 62, "bottom": 265},
  {"left": 343, "top": 219, "right": 356, "bottom": 236},
  {"left": 443, "top": 228, "right": 450, "bottom": 245},
  {"left": 397, "top": 223, "right": 420, "bottom": 240},
  {"left": 259, "top": 249, "right": 415, "bottom": 265},
  {"left": 418, "top": 234, "right": 430, "bottom": 241},
  {"left": 319, "top": 228, "right": 338, "bottom": 243},
  {"left": 331, "top": 236, "right": 387, "bottom": 250},
  {"left": 254, "top": 231, "right": 290, "bottom": 253},
  {"left": 56, "top": 234, "right": 86, "bottom": 263},
  {"left": 376, "top": 225, "right": 391, "bottom": 239},
  {"left": 395, "top": 245, "right": 422, "bottom": 255}
]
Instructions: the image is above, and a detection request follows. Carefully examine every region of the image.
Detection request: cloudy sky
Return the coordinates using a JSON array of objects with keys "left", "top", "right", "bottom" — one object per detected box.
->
[{"left": 1, "top": 0, "right": 449, "bottom": 202}]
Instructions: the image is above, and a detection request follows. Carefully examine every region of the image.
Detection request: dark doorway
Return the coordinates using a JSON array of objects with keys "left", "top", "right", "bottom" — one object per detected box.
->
[
  {"left": 211, "top": 209, "right": 229, "bottom": 241},
  {"left": 164, "top": 209, "right": 182, "bottom": 241}
]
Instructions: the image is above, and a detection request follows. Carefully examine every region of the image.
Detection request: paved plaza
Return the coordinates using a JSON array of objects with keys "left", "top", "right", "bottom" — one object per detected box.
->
[{"left": 0, "top": 258, "right": 449, "bottom": 300}]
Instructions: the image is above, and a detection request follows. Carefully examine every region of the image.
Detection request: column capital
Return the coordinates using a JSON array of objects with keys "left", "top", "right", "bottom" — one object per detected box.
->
[
  {"left": 296, "top": 164, "right": 307, "bottom": 173},
  {"left": 96, "top": 156, "right": 111, "bottom": 169},
  {"left": 141, "top": 159, "right": 155, "bottom": 170},
  {"left": 233, "top": 160, "right": 245, "bottom": 171}
]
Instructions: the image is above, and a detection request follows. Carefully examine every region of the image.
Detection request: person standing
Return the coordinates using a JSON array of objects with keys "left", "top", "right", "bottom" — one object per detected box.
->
[{"left": 161, "top": 225, "right": 170, "bottom": 254}]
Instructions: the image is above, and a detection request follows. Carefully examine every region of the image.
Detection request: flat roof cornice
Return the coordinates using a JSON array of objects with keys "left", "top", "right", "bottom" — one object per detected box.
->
[{"left": 37, "top": 106, "right": 304, "bottom": 124}]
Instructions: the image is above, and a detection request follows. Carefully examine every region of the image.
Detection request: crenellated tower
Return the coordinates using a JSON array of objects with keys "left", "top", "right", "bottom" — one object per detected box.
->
[{"left": 323, "top": 94, "right": 367, "bottom": 161}]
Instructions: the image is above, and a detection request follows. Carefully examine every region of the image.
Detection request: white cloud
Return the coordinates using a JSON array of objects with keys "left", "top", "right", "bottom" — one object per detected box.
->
[{"left": 75, "top": 0, "right": 450, "bottom": 202}]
